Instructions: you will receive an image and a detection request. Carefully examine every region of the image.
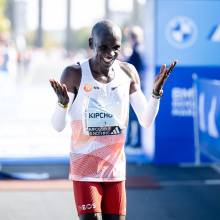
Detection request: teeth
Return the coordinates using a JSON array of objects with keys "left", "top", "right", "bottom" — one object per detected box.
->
[{"left": 103, "top": 58, "right": 112, "bottom": 62}]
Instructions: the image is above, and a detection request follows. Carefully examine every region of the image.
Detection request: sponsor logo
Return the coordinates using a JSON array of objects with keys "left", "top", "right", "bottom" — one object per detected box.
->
[
  {"left": 209, "top": 25, "right": 220, "bottom": 42},
  {"left": 111, "top": 84, "right": 122, "bottom": 91},
  {"left": 171, "top": 87, "right": 194, "bottom": 117},
  {"left": 78, "top": 203, "right": 96, "bottom": 211},
  {"left": 89, "top": 112, "right": 113, "bottom": 119},
  {"left": 111, "top": 127, "right": 121, "bottom": 135},
  {"left": 166, "top": 16, "right": 198, "bottom": 49},
  {"left": 93, "top": 86, "right": 100, "bottom": 89},
  {"left": 84, "top": 83, "right": 92, "bottom": 92},
  {"left": 88, "top": 126, "right": 121, "bottom": 136}
]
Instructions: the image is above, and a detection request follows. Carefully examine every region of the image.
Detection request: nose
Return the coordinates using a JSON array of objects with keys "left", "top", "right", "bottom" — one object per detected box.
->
[
  {"left": 110, "top": 50, "right": 115, "bottom": 57},
  {"left": 106, "top": 49, "right": 115, "bottom": 57}
]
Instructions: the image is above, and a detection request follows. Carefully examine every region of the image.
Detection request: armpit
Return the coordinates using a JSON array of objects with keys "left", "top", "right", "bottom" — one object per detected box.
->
[{"left": 60, "top": 65, "right": 82, "bottom": 94}]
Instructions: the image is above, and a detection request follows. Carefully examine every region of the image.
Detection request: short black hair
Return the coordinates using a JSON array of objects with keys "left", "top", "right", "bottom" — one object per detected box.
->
[{"left": 92, "top": 20, "right": 121, "bottom": 38}]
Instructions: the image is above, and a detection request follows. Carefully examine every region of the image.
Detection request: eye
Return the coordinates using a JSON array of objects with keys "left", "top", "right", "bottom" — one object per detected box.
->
[
  {"left": 113, "top": 46, "right": 121, "bottom": 50},
  {"left": 100, "top": 46, "right": 107, "bottom": 50}
]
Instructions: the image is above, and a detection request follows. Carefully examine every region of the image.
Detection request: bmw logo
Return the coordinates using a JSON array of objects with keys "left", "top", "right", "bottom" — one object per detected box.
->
[{"left": 165, "top": 16, "right": 198, "bottom": 49}]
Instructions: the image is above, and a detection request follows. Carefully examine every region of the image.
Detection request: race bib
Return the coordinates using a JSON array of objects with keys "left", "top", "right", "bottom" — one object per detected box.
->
[{"left": 82, "top": 97, "right": 124, "bottom": 136}]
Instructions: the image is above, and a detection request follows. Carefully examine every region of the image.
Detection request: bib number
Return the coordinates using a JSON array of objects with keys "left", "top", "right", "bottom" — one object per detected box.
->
[{"left": 82, "top": 97, "right": 123, "bottom": 136}]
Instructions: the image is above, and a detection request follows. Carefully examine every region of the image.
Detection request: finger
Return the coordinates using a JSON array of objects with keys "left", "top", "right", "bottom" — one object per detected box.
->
[
  {"left": 173, "top": 60, "right": 178, "bottom": 65},
  {"left": 159, "top": 68, "right": 170, "bottom": 87},
  {"left": 53, "top": 80, "right": 60, "bottom": 88},
  {"left": 50, "top": 80, "right": 64, "bottom": 99},
  {"left": 52, "top": 84, "right": 59, "bottom": 94},
  {"left": 49, "top": 79, "right": 54, "bottom": 85},
  {"left": 159, "top": 64, "right": 166, "bottom": 75},
  {"left": 53, "top": 81, "right": 62, "bottom": 95},
  {"left": 56, "top": 82, "right": 63, "bottom": 95},
  {"left": 62, "top": 84, "right": 68, "bottom": 96},
  {"left": 50, "top": 79, "right": 57, "bottom": 87},
  {"left": 49, "top": 80, "right": 53, "bottom": 87},
  {"left": 61, "top": 84, "right": 66, "bottom": 95},
  {"left": 54, "top": 80, "right": 61, "bottom": 87},
  {"left": 59, "top": 83, "right": 65, "bottom": 94},
  {"left": 49, "top": 79, "right": 57, "bottom": 91},
  {"left": 56, "top": 86, "right": 61, "bottom": 94},
  {"left": 167, "top": 60, "right": 178, "bottom": 75},
  {"left": 161, "top": 60, "right": 178, "bottom": 86},
  {"left": 51, "top": 85, "right": 59, "bottom": 95}
]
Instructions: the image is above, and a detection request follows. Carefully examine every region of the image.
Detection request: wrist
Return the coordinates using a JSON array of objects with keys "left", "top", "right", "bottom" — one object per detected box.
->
[
  {"left": 153, "top": 91, "right": 160, "bottom": 95},
  {"left": 153, "top": 87, "right": 162, "bottom": 95},
  {"left": 152, "top": 89, "right": 163, "bottom": 99},
  {"left": 58, "top": 101, "right": 69, "bottom": 109},
  {"left": 58, "top": 99, "right": 69, "bottom": 105}
]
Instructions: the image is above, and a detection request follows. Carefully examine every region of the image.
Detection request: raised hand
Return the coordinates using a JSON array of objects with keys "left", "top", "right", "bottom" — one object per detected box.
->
[
  {"left": 153, "top": 60, "right": 178, "bottom": 95},
  {"left": 49, "top": 79, "right": 69, "bottom": 105}
]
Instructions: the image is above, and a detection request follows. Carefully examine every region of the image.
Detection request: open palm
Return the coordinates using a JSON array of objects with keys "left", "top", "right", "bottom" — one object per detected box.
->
[
  {"left": 153, "top": 60, "right": 178, "bottom": 95},
  {"left": 49, "top": 79, "right": 70, "bottom": 105}
]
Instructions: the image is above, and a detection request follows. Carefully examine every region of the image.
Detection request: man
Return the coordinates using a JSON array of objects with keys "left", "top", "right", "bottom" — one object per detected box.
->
[{"left": 49, "top": 20, "right": 177, "bottom": 220}]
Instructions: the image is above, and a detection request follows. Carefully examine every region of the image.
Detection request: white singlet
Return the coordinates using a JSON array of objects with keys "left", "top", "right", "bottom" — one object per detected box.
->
[{"left": 68, "top": 59, "right": 130, "bottom": 182}]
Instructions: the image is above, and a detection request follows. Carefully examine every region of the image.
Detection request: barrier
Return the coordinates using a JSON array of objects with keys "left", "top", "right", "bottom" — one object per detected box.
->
[{"left": 193, "top": 76, "right": 220, "bottom": 163}]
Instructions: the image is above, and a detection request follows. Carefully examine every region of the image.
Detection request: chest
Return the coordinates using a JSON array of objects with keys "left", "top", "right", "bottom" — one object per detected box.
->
[{"left": 81, "top": 76, "right": 129, "bottom": 106}]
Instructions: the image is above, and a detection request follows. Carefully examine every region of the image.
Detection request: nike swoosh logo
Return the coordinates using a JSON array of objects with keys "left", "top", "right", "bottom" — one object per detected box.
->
[{"left": 111, "top": 84, "right": 122, "bottom": 91}]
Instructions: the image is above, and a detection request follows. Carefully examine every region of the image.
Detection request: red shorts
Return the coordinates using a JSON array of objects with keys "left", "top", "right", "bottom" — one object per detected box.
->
[{"left": 73, "top": 181, "right": 126, "bottom": 216}]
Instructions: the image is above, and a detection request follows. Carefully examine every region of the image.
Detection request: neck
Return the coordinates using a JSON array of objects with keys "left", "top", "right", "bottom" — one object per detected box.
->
[{"left": 89, "top": 57, "right": 112, "bottom": 77}]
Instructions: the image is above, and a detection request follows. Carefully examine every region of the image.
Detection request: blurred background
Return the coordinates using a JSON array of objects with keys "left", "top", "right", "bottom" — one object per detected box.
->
[
  {"left": 0, "top": 0, "right": 220, "bottom": 220},
  {"left": 0, "top": 0, "right": 149, "bottom": 165}
]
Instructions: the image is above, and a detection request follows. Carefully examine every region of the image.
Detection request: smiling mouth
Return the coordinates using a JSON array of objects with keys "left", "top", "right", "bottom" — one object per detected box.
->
[{"left": 102, "top": 57, "right": 114, "bottom": 64}]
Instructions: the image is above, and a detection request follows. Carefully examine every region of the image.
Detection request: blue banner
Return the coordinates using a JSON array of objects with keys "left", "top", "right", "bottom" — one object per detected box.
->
[
  {"left": 153, "top": 0, "right": 220, "bottom": 164},
  {"left": 156, "top": 0, "right": 220, "bottom": 67},
  {"left": 194, "top": 77, "right": 220, "bottom": 162}
]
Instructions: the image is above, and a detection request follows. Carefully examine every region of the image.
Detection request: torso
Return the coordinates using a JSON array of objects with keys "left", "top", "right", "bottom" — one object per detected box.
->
[{"left": 68, "top": 59, "right": 131, "bottom": 182}]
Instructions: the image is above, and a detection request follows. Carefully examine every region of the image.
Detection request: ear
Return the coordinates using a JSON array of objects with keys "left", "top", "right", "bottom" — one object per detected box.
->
[{"left": 89, "top": 38, "right": 93, "bottom": 49}]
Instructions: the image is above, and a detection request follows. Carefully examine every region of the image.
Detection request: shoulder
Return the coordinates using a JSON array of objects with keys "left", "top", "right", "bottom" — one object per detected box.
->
[
  {"left": 61, "top": 63, "right": 81, "bottom": 80},
  {"left": 60, "top": 63, "right": 82, "bottom": 93},
  {"left": 118, "top": 61, "right": 141, "bottom": 94},
  {"left": 119, "top": 62, "right": 139, "bottom": 83}
]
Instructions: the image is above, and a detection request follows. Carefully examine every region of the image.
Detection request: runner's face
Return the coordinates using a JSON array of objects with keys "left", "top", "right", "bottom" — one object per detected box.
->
[{"left": 92, "top": 31, "right": 122, "bottom": 69}]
